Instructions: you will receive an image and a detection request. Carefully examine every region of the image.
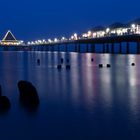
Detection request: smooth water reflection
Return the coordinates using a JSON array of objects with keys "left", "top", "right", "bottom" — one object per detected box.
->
[{"left": 0, "top": 51, "right": 140, "bottom": 139}]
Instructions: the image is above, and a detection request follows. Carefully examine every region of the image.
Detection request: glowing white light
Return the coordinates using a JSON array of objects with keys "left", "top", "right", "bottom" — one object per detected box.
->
[
  {"left": 31, "top": 41, "right": 34, "bottom": 45},
  {"left": 106, "top": 28, "right": 110, "bottom": 33},
  {"left": 48, "top": 39, "right": 52, "bottom": 43},
  {"left": 73, "top": 33, "right": 78, "bottom": 40},
  {"left": 99, "top": 31, "right": 105, "bottom": 37},
  {"left": 71, "top": 35, "right": 74, "bottom": 40},
  {"left": 62, "top": 37, "right": 65, "bottom": 40},
  {"left": 43, "top": 39, "right": 46, "bottom": 42},
  {"left": 122, "top": 28, "right": 127, "bottom": 33},
  {"left": 82, "top": 33, "right": 88, "bottom": 38},
  {"left": 74, "top": 33, "right": 77, "bottom": 37},
  {"left": 38, "top": 40, "right": 42, "bottom": 44},
  {"left": 132, "top": 24, "right": 136, "bottom": 29},
  {"left": 54, "top": 38, "right": 58, "bottom": 42},
  {"left": 93, "top": 32, "right": 97, "bottom": 38},
  {"left": 111, "top": 30, "right": 116, "bottom": 34},
  {"left": 88, "top": 31, "right": 92, "bottom": 37},
  {"left": 116, "top": 29, "right": 122, "bottom": 35}
]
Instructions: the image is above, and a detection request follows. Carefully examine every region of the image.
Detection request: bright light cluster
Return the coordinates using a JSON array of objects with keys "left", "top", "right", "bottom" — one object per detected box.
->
[
  {"left": 27, "top": 23, "right": 140, "bottom": 46},
  {"left": 1, "top": 23, "right": 140, "bottom": 46},
  {"left": 82, "top": 24, "right": 140, "bottom": 39},
  {"left": 27, "top": 36, "right": 68, "bottom": 45}
]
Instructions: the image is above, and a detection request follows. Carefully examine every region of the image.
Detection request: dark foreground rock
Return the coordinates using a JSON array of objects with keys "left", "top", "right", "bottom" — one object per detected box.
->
[
  {"left": 0, "top": 85, "right": 11, "bottom": 113},
  {"left": 18, "top": 81, "right": 40, "bottom": 109},
  {"left": 0, "top": 96, "right": 11, "bottom": 111}
]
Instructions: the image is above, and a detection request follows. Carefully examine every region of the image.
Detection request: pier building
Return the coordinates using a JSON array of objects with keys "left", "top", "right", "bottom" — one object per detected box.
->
[{"left": 0, "top": 30, "right": 23, "bottom": 46}]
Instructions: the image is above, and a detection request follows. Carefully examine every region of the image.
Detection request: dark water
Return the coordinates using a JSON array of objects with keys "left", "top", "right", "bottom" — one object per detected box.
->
[{"left": 0, "top": 51, "right": 140, "bottom": 140}]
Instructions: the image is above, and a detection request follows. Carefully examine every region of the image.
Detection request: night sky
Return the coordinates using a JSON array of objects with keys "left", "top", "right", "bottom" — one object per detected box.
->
[{"left": 0, "top": 0, "right": 139, "bottom": 41}]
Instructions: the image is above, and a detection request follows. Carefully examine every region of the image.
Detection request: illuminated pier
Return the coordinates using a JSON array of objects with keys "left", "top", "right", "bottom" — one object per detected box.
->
[{"left": 1, "top": 20, "right": 140, "bottom": 54}]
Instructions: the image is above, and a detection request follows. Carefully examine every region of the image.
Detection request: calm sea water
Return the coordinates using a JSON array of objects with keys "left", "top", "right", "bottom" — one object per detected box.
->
[{"left": 0, "top": 51, "right": 140, "bottom": 140}]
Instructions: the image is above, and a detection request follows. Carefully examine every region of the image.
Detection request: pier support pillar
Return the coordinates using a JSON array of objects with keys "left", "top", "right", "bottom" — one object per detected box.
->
[
  {"left": 4, "top": 46, "right": 8, "bottom": 51},
  {"left": 41, "top": 46, "right": 43, "bottom": 51},
  {"left": 65, "top": 44, "right": 68, "bottom": 52},
  {"left": 91, "top": 44, "right": 95, "bottom": 53},
  {"left": 52, "top": 46, "right": 54, "bottom": 52},
  {"left": 137, "top": 42, "right": 140, "bottom": 54},
  {"left": 46, "top": 46, "right": 49, "bottom": 51},
  {"left": 103, "top": 43, "right": 105, "bottom": 53},
  {"left": 111, "top": 43, "right": 114, "bottom": 54},
  {"left": 86, "top": 44, "right": 89, "bottom": 52},
  {"left": 126, "top": 42, "right": 129, "bottom": 54},
  {"left": 49, "top": 46, "right": 51, "bottom": 51},
  {"left": 106, "top": 44, "right": 109, "bottom": 53},
  {"left": 77, "top": 44, "right": 80, "bottom": 52},
  {"left": 58, "top": 45, "right": 60, "bottom": 51},
  {"left": 74, "top": 44, "right": 77, "bottom": 52},
  {"left": 119, "top": 43, "right": 122, "bottom": 54}
]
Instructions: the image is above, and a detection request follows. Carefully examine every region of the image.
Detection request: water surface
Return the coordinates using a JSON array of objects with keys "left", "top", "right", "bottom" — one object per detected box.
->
[{"left": 0, "top": 51, "right": 140, "bottom": 140}]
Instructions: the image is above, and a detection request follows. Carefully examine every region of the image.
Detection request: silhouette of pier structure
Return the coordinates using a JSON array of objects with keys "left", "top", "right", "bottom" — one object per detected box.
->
[
  {"left": 1, "top": 34, "right": 140, "bottom": 54},
  {"left": 1, "top": 21, "right": 140, "bottom": 54}
]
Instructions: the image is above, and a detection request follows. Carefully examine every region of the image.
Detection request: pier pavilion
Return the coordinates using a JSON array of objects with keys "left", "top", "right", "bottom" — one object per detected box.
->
[{"left": 0, "top": 30, "right": 23, "bottom": 46}]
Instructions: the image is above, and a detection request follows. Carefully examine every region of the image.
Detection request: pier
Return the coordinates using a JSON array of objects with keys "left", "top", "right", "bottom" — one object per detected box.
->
[
  {"left": 1, "top": 34, "right": 140, "bottom": 54},
  {"left": 1, "top": 22, "right": 140, "bottom": 54}
]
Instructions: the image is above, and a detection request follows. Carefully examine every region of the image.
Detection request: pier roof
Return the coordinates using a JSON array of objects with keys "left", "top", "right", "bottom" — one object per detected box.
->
[
  {"left": 109, "top": 22, "right": 128, "bottom": 29},
  {"left": 129, "top": 18, "right": 140, "bottom": 25},
  {"left": 2, "top": 30, "right": 17, "bottom": 42}
]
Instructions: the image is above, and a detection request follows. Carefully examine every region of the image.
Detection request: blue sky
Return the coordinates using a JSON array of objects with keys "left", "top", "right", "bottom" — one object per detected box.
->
[{"left": 0, "top": 0, "right": 139, "bottom": 40}]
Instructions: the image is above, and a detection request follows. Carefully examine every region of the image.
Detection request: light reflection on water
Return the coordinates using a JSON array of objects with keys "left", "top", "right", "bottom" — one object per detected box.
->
[{"left": 0, "top": 51, "right": 140, "bottom": 139}]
